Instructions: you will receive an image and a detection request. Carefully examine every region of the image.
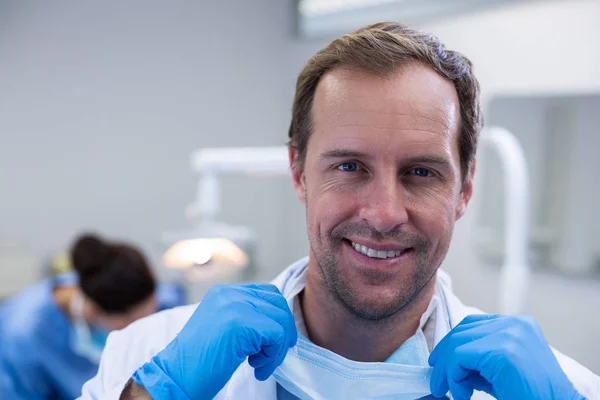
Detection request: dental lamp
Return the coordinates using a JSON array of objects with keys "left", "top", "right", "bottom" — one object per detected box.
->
[
  {"left": 165, "top": 127, "right": 530, "bottom": 314},
  {"left": 161, "top": 147, "right": 290, "bottom": 283}
]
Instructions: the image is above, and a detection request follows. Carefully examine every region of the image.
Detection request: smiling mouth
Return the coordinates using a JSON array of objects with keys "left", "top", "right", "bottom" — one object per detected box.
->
[{"left": 345, "top": 239, "right": 411, "bottom": 260}]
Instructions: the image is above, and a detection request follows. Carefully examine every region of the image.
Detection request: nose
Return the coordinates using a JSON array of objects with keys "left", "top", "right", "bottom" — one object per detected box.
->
[{"left": 358, "top": 174, "right": 408, "bottom": 234}]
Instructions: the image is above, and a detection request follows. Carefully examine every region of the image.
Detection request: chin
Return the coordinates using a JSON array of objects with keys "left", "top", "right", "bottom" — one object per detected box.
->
[
  {"left": 336, "top": 282, "right": 413, "bottom": 321},
  {"left": 315, "top": 245, "right": 435, "bottom": 319}
]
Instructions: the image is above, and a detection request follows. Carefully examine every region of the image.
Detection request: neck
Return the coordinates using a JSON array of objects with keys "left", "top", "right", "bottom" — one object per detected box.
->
[{"left": 300, "top": 257, "right": 436, "bottom": 362}]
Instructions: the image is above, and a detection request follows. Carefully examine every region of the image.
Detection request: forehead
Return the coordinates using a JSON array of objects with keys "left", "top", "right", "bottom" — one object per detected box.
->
[{"left": 310, "top": 64, "right": 460, "bottom": 154}]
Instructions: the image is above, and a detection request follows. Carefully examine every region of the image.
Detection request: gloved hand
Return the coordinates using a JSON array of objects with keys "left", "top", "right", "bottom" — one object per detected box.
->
[
  {"left": 429, "top": 314, "right": 584, "bottom": 400},
  {"left": 132, "top": 284, "right": 298, "bottom": 400}
]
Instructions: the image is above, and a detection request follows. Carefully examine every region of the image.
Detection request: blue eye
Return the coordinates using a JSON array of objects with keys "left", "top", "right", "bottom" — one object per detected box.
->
[
  {"left": 413, "top": 167, "right": 431, "bottom": 177},
  {"left": 337, "top": 162, "right": 358, "bottom": 172}
]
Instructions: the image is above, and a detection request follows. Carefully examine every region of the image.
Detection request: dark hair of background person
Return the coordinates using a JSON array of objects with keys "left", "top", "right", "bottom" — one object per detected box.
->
[
  {"left": 70, "top": 233, "right": 156, "bottom": 313},
  {"left": 288, "top": 21, "right": 483, "bottom": 187}
]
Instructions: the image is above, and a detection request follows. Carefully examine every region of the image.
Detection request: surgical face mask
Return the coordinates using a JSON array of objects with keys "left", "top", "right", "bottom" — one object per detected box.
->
[
  {"left": 273, "top": 331, "right": 434, "bottom": 400},
  {"left": 69, "top": 292, "right": 110, "bottom": 363}
]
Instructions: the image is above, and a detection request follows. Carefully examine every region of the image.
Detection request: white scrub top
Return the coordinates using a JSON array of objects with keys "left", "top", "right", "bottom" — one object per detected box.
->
[{"left": 79, "top": 258, "right": 600, "bottom": 400}]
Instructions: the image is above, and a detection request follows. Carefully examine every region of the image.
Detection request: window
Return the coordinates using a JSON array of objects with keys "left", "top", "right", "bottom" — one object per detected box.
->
[{"left": 296, "top": 0, "right": 522, "bottom": 38}]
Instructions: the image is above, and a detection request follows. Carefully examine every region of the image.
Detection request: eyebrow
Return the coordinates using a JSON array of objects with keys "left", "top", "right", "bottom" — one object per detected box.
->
[
  {"left": 320, "top": 149, "right": 452, "bottom": 168},
  {"left": 404, "top": 155, "right": 452, "bottom": 168},
  {"left": 320, "top": 149, "right": 371, "bottom": 160}
]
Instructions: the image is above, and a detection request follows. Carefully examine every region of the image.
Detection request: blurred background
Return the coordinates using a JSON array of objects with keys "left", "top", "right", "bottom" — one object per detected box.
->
[{"left": 1, "top": 0, "right": 598, "bottom": 374}]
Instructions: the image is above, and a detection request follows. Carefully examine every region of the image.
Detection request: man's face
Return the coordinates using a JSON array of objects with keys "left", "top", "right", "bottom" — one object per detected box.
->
[{"left": 291, "top": 65, "right": 474, "bottom": 320}]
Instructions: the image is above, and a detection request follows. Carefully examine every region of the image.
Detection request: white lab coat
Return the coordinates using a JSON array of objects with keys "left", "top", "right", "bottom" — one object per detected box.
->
[{"left": 80, "top": 258, "right": 600, "bottom": 400}]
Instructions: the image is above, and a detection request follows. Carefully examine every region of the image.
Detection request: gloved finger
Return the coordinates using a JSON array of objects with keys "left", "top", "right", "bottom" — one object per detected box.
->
[
  {"left": 447, "top": 351, "right": 470, "bottom": 383},
  {"left": 260, "top": 283, "right": 284, "bottom": 294},
  {"left": 255, "top": 362, "right": 279, "bottom": 381},
  {"left": 429, "top": 316, "right": 510, "bottom": 397},
  {"left": 251, "top": 287, "right": 293, "bottom": 314},
  {"left": 457, "top": 314, "right": 501, "bottom": 327},
  {"left": 469, "top": 371, "right": 495, "bottom": 397},
  {"left": 451, "top": 343, "right": 496, "bottom": 397},
  {"left": 248, "top": 346, "right": 277, "bottom": 369},
  {"left": 448, "top": 378, "right": 473, "bottom": 400},
  {"left": 253, "top": 342, "right": 289, "bottom": 381},
  {"left": 450, "top": 335, "right": 504, "bottom": 388},
  {"left": 269, "top": 341, "right": 291, "bottom": 373},
  {"left": 253, "top": 304, "right": 296, "bottom": 360},
  {"left": 237, "top": 308, "right": 287, "bottom": 357},
  {"left": 251, "top": 300, "right": 298, "bottom": 348},
  {"left": 431, "top": 338, "right": 483, "bottom": 399},
  {"left": 248, "top": 342, "right": 290, "bottom": 378},
  {"left": 245, "top": 285, "right": 295, "bottom": 335},
  {"left": 430, "top": 361, "right": 450, "bottom": 398},
  {"left": 429, "top": 316, "right": 505, "bottom": 366},
  {"left": 243, "top": 283, "right": 281, "bottom": 295},
  {"left": 250, "top": 329, "right": 290, "bottom": 363},
  {"left": 447, "top": 353, "right": 474, "bottom": 400},
  {"left": 242, "top": 316, "right": 287, "bottom": 381}
]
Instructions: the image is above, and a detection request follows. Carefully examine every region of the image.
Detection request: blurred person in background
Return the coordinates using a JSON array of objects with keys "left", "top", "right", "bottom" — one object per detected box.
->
[{"left": 0, "top": 233, "right": 186, "bottom": 400}]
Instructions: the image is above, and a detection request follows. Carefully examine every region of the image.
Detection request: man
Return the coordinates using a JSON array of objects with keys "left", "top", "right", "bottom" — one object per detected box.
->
[{"left": 80, "top": 22, "right": 599, "bottom": 400}]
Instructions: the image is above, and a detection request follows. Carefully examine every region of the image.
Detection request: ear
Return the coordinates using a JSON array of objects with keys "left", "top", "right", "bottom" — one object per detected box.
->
[
  {"left": 456, "top": 160, "right": 476, "bottom": 220},
  {"left": 289, "top": 144, "right": 307, "bottom": 205}
]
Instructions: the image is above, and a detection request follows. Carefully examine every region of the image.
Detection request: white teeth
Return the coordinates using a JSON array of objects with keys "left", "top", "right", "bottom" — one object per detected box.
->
[{"left": 351, "top": 242, "right": 404, "bottom": 259}]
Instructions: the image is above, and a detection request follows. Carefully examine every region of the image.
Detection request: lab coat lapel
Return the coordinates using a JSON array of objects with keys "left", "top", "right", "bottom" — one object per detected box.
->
[{"left": 436, "top": 269, "right": 486, "bottom": 330}]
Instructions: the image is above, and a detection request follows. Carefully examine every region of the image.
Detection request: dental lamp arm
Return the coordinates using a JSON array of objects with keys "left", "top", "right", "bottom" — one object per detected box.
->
[
  {"left": 480, "top": 127, "right": 531, "bottom": 315},
  {"left": 188, "top": 146, "right": 290, "bottom": 221}
]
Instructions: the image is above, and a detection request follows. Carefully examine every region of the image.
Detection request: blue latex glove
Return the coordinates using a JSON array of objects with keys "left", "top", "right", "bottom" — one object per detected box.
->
[
  {"left": 132, "top": 284, "right": 298, "bottom": 400},
  {"left": 429, "top": 314, "right": 584, "bottom": 400}
]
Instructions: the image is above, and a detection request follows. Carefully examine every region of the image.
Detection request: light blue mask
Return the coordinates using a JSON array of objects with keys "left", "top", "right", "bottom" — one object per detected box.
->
[
  {"left": 72, "top": 320, "right": 109, "bottom": 363},
  {"left": 69, "top": 292, "right": 110, "bottom": 364},
  {"left": 273, "top": 330, "right": 434, "bottom": 400}
]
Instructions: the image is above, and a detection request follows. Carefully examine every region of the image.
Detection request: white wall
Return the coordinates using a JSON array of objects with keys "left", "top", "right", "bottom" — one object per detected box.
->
[
  {"left": 424, "top": 0, "right": 600, "bottom": 98},
  {"left": 480, "top": 95, "right": 600, "bottom": 274},
  {"left": 0, "top": 0, "right": 299, "bottom": 294}
]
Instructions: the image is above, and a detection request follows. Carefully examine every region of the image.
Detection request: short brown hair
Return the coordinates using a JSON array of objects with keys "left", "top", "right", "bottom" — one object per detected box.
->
[{"left": 288, "top": 22, "right": 483, "bottom": 185}]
